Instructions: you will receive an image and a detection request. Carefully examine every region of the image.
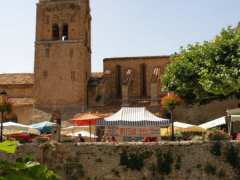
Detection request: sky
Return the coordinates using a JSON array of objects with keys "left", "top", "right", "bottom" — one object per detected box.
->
[{"left": 0, "top": 0, "right": 240, "bottom": 73}]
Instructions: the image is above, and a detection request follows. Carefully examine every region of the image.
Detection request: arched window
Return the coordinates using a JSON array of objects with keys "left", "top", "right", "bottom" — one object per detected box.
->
[
  {"left": 140, "top": 63, "right": 147, "bottom": 97},
  {"left": 52, "top": 24, "right": 60, "bottom": 40},
  {"left": 62, "top": 24, "right": 69, "bottom": 40},
  {"left": 152, "top": 67, "right": 162, "bottom": 82},
  {"left": 115, "top": 65, "right": 122, "bottom": 98},
  {"left": 123, "top": 68, "right": 133, "bottom": 85}
]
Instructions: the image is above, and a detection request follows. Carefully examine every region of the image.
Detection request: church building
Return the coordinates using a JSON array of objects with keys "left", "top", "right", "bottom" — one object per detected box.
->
[{"left": 2, "top": 0, "right": 236, "bottom": 124}]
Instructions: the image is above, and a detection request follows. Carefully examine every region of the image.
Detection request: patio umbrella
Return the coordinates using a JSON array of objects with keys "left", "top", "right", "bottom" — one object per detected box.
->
[
  {"left": 61, "top": 126, "right": 89, "bottom": 135},
  {"left": 3, "top": 122, "right": 40, "bottom": 135},
  {"left": 70, "top": 113, "right": 102, "bottom": 141},
  {"left": 65, "top": 130, "right": 98, "bottom": 138}
]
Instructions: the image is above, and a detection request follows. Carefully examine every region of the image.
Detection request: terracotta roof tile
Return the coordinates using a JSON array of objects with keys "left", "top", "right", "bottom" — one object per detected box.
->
[
  {"left": 103, "top": 55, "right": 170, "bottom": 61},
  {"left": 8, "top": 98, "right": 34, "bottom": 106},
  {"left": 0, "top": 73, "right": 34, "bottom": 85}
]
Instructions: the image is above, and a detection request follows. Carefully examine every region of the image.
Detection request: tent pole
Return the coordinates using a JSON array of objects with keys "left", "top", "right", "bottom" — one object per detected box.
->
[{"left": 89, "top": 121, "right": 92, "bottom": 142}]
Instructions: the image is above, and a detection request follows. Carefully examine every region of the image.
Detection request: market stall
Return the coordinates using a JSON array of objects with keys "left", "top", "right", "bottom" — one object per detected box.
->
[
  {"left": 3, "top": 122, "right": 40, "bottom": 136},
  {"left": 3, "top": 122, "right": 40, "bottom": 143},
  {"left": 70, "top": 113, "right": 102, "bottom": 141},
  {"left": 96, "top": 107, "right": 170, "bottom": 142},
  {"left": 226, "top": 108, "right": 240, "bottom": 137},
  {"left": 30, "top": 121, "right": 56, "bottom": 134},
  {"left": 199, "top": 117, "right": 226, "bottom": 129},
  {"left": 160, "top": 122, "right": 194, "bottom": 137}
]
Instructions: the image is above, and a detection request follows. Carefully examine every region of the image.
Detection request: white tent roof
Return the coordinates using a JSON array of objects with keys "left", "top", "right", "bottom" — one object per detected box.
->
[
  {"left": 174, "top": 122, "right": 194, "bottom": 128},
  {"left": 227, "top": 108, "right": 240, "bottom": 115},
  {"left": 231, "top": 115, "right": 240, "bottom": 122},
  {"left": 199, "top": 117, "right": 226, "bottom": 129},
  {"left": 97, "top": 107, "right": 170, "bottom": 127},
  {"left": 3, "top": 122, "right": 40, "bottom": 135},
  {"left": 63, "top": 130, "right": 97, "bottom": 138}
]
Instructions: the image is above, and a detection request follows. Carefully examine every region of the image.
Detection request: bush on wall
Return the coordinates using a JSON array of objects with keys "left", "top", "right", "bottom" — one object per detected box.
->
[
  {"left": 156, "top": 150, "right": 174, "bottom": 175},
  {"left": 119, "top": 150, "right": 151, "bottom": 171},
  {"left": 207, "top": 130, "right": 231, "bottom": 141}
]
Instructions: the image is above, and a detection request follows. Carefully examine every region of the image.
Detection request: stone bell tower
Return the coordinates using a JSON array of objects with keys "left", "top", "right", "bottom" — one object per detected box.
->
[{"left": 34, "top": 0, "right": 91, "bottom": 113}]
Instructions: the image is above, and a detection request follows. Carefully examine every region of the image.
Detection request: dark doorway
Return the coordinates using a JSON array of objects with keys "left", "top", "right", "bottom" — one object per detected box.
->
[
  {"left": 62, "top": 24, "right": 69, "bottom": 40},
  {"left": 140, "top": 63, "right": 147, "bottom": 97},
  {"left": 116, "top": 65, "right": 122, "bottom": 98},
  {"left": 52, "top": 24, "right": 60, "bottom": 40}
]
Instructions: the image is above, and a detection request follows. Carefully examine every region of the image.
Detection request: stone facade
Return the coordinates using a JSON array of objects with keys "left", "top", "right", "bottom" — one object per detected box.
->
[
  {"left": 0, "top": 74, "right": 33, "bottom": 98},
  {"left": 34, "top": 0, "right": 91, "bottom": 112},
  {"left": 103, "top": 56, "right": 170, "bottom": 100}
]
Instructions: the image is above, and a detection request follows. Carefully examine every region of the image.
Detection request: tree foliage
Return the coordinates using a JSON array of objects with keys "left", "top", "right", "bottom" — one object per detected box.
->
[
  {"left": 161, "top": 93, "right": 181, "bottom": 111},
  {"left": 0, "top": 156, "right": 58, "bottom": 180},
  {"left": 162, "top": 25, "right": 240, "bottom": 104}
]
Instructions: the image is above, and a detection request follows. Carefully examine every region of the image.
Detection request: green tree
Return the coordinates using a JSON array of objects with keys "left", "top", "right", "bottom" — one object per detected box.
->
[
  {"left": 0, "top": 156, "right": 58, "bottom": 180},
  {"left": 162, "top": 25, "right": 240, "bottom": 104}
]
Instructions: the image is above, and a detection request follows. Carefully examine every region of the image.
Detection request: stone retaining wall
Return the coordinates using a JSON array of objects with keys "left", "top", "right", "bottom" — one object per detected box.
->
[{"left": 1, "top": 142, "right": 240, "bottom": 180}]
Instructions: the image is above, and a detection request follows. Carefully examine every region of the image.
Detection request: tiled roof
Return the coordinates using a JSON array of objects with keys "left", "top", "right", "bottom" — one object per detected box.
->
[
  {"left": 8, "top": 98, "right": 34, "bottom": 106},
  {"left": 104, "top": 55, "right": 170, "bottom": 61},
  {"left": 0, "top": 73, "right": 34, "bottom": 85}
]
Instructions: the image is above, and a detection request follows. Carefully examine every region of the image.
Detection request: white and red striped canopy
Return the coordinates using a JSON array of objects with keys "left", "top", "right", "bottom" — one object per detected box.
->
[{"left": 97, "top": 107, "right": 170, "bottom": 127}]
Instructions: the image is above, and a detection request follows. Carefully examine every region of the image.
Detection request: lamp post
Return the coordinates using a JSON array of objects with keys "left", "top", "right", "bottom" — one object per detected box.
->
[
  {"left": 170, "top": 109, "right": 174, "bottom": 141},
  {"left": 0, "top": 90, "right": 8, "bottom": 142},
  {"left": 51, "top": 110, "right": 61, "bottom": 142}
]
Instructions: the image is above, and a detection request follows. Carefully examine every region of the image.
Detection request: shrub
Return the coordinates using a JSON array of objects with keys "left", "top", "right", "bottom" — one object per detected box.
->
[
  {"left": 204, "top": 162, "right": 216, "bottom": 175},
  {"left": 207, "top": 130, "right": 230, "bottom": 141},
  {"left": 0, "top": 156, "right": 58, "bottom": 180},
  {"left": 120, "top": 150, "right": 150, "bottom": 171},
  {"left": 210, "top": 141, "right": 222, "bottom": 156},
  {"left": 175, "top": 156, "right": 182, "bottom": 170},
  {"left": 156, "top": 150, "right": 174, "bottom": 175},
  {"left": 225, "top": 145, "right": 240, "bottom": 169}
]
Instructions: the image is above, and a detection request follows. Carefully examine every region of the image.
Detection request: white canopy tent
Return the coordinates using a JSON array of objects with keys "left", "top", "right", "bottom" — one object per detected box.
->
[
  {"left": 63, "top": 130, "right": 97, "bottom": 138},
  {"left": 174, "top": 122, "right": 194, "bottom": 128},
  {"left": 3, "top": 122, "right": 40, "bottom": 135},
  {"left": 97, "top": 107, "right": 170, "bottom": 127},
  {"left": 226, "top": 108, "right": 240, "bottom": 134},
  {"left": 199, "top": 117, "right": 226, "bottom": 129}
]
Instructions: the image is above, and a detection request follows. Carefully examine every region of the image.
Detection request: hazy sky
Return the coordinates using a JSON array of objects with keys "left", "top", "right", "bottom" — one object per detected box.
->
[{"left": 0, "top": 0, "right": 240, "bottom": 73}]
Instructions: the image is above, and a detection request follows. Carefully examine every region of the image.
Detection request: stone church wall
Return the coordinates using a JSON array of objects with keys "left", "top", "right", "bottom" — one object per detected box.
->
[
  {"left": 0, "top": 85, "right": 33, "bottom": 98},
  {"left": 103, "top": 56, "right": 170, "bottom": 99}
]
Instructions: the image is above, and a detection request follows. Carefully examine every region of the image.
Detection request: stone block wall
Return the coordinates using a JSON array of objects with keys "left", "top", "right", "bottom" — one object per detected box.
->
[
  {"left": 0, "top": 85, "right": 33, "bottom": 98},
  {"left": 1, "top": 142, "right": 240, "bottom": 180},
  {"left": 173, "top": 97, "right": 240, "bottom": 124}
]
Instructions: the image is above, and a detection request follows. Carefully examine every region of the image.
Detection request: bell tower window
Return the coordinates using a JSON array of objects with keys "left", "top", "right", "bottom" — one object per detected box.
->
[
  {"left": 62, "top": 24, "right": 69, "bottom": 41},
  {"left": 52, "top": 24, "right": 60, "bottom": 40}
]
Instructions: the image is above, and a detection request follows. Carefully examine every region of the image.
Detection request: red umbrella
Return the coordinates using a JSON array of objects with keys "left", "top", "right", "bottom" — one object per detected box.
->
[
  {"left": 8, "top": 133, "right": 33, "bottom": 143},
  {"left": 70, "top": 113, "right": 102, "bottom": 141}
]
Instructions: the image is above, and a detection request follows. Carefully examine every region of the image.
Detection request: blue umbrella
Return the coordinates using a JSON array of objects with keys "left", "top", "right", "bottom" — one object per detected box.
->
[{"left": 30, "top": 121, "right": 56, "bottom": 133}]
